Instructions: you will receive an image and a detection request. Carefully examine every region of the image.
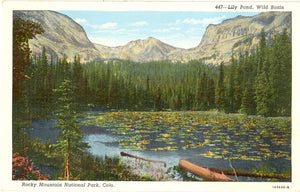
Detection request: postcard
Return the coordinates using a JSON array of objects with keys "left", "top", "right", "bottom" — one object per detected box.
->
[{"left": 1, "top": 0, "right": 300, "bottom": 192}]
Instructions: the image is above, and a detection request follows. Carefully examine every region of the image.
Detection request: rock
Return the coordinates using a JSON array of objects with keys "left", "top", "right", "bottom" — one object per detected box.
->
[{"left": 14, "top": 11, "right": 291, "bottom": 65}]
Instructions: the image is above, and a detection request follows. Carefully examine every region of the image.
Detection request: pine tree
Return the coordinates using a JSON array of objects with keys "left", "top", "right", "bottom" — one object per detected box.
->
[
  {"left": 240, "top": 52, "right": 256, "bottom": 114},
  {"left": 53, "top": 79, "right": 88, "bottom": 180},
  {"left": 13, "top": 18, "right": 44, "bottom": 99},
  {"left": 72, "top": 56, "right": 86, "bottom": 107},
  {"left": 241, "top": 81, "right": 256, "bottom": 114},
  {"left": 202, "top": 72, "right": 211, "bottom": 110},
  {"left": 216, "top": 62, "right": 226, "bottom": 111},
  {"left": 233, "top": 54, "right": 243, "bottom": 112},
  {"left": 268, "top": 29, "right": 291, "bottom": 116},
  {"left": 37, "top": 47, "right": 52, "bottom": 112},
  {"left": 154, "top": 86, "right": 163, "bottom": 111},
  {"left": 255, "top": 70, "right": 271, "bottom": 116},
  {"left": 226, "top": 55, "right": 236, "bottom": 113},
  {"left": 207, "top": 78, "right": 215, "bottom": 109},
  {"left": 279, "top": 29, "right": 292, "bottom": 115},
  {"left": 255, "top": 30, "right": 271, "bottom": 116}
]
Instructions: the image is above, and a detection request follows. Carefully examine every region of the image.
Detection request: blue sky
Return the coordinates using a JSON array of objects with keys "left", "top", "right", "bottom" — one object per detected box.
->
[{"left": 58, "top": 11, "right": 259, "bottom": 49}]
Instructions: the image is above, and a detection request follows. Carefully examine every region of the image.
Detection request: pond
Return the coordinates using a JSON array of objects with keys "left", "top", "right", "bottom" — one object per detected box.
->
[{"left": 25, "top": 110, "right": 291, "bottom": 181}]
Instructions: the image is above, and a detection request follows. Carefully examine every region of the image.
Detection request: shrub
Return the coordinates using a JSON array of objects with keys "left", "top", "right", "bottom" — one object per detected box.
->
[{"left": 12, "top": 153, "right": 49, "bottom": 180}]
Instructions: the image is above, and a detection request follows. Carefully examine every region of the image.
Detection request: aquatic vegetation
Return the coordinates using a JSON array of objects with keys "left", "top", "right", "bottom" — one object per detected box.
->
[{"left": 81, "top": 111, "right": 291, "bottom": 161}]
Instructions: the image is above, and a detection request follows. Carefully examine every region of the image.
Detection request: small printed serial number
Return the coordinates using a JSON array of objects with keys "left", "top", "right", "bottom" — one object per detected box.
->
[
  {"left": 215, "top": 5, "right": 239, "bottom": 10},
  {"left": 272, "top": 185, "right": 289, "bottom": 189},
  {"left": 215, "top": 5, "right": 224, "bottom": 9}
]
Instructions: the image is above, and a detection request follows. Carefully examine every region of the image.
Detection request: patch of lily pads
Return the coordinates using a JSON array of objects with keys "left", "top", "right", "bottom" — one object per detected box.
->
[{"left": 81, "top": 111, "right": 291, "bottom": 161}]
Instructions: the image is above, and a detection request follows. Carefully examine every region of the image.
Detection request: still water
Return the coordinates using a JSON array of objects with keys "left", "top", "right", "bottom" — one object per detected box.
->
[{"left": 25, "top": 111, "right": 291, "bottom": 181}]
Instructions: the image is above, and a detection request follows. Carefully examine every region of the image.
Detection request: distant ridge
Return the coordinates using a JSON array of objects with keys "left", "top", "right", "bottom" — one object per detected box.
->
[
  {"left": 95, "top": 37, "right": 185, "bottom": 62},
  {"left": 14, "top": 11, "right": 291, "bottom": 64}
]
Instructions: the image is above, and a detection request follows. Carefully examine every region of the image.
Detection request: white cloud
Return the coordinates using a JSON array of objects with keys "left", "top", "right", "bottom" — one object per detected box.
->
[
  {"left": 75, "top": 18, "right": 87, "bottom": 24},
  {"left": 158, "top": 34, "right": 200, "bottom": 49},
  {"left": 92, "top": 28, "right": 139, "bottom": 35},
  {"left": 200, "top": 15, "right": 227, "bottom": 25},
  {"left": 130, "top": 21, "right": 148, "bottom": 27},
  {"left": 75, "top": 19, "right": 117, "bottom": 30},
  {"left": 175, "top": 19, "right": 181, "bottom": 24},
  {"left": 153, "top": 27, "right": 180, "bottom": 33},
  {"left": 181, "top": 15, "right": 227, "bottom": 25},
  {"left": 100, "top": 22, "right": 118, "bottom": 29},
  {"left": 90, "top": 36, "right": 135, "bottom": 47},
  {"left": 182, "top": 18, "right": 202, "bottom": 25}
]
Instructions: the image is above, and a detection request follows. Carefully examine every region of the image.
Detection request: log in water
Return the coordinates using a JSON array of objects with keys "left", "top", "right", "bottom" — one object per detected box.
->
[
  {"left": 179, "top": 159, "right": 291, "bottom": 181},
  {"left": 120, "top": 152, "right": 167, "bottom": 167},
  {"left": 179, "top": 159, "right": 236, "bottom": 181}
]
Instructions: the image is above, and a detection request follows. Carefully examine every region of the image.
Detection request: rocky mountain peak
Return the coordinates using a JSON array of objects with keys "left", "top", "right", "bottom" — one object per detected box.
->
[
  {"left": 14, "top": 11, "right": 291, "bottom": 64},
  {"left": 96, "top": 37, "right": 184, "bottom": 62},
  {"left": 13, "top": 10, "right": 102, "bottom": 63},
  {"left": 191, "top": 11, "right": 291, "bottom": 64}
]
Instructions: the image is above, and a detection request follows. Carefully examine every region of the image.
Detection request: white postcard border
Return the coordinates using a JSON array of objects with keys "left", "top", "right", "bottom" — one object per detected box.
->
[{"left": 1, "top": 1, "right": 300, "bottom": 192}]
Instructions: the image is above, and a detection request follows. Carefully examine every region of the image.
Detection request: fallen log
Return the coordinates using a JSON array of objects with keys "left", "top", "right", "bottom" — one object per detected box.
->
[
  {"left": 207, "top": 167, "right": 291, "bottom": 179},
  {"left": 120, "top": 152, "right": 167, "bottom": 167},
  {"left": 179, "top": 159, "right": 236, "bottom": 181},
  {"left": 179, "top": 159, "right": 291, "bottom": 180}
]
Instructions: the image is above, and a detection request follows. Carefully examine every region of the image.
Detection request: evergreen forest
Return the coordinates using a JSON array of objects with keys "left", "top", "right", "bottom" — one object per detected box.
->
[
  {"left": 19, "top": 30, "right": 291, "bottom": 118},
  {"left": 12, "top": 17, "right": 291, "bottom": 181}
]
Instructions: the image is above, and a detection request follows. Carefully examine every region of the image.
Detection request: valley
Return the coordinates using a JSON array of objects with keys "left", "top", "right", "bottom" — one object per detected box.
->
[
  {"left": 12, "top": 10, "right": 292, "bottom": 181},
  {"left": 14, "top": 11, "right": 291, "bottom": 64}
]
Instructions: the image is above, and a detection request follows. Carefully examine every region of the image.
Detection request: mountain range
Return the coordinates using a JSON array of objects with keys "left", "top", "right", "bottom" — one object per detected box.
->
[{"left": 13, "top": 10, "right": 291, "bottom": 64}]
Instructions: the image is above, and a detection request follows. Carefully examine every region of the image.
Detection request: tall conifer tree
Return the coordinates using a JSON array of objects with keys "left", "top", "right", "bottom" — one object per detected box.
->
[
  {"left": 53, "top": 79, "right": 88, "bottom": 180},
  {"left": 255, "top": 30, "right": 271, "bottom": 116},
  {"left": 216, "top": 62, "right": 226, "bottom": 111}
]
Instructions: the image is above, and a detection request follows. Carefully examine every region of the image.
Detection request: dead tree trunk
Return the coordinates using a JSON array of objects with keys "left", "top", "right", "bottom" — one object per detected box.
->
[
  {"left": 120, "top": 152, "right": 167, "bottom": 167},
  {"left": 179, "top": 159, "right": 291, "bottom": 180},
  {"left": 65, "top": 138, "right": 70, "bottom": 180},
  {"left": 179, "top": 159, "right": 236, "bottom": 181}
]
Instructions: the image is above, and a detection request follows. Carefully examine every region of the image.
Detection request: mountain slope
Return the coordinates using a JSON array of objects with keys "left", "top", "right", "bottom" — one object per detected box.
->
[
  {"left": 13, "top": 10, "right": 102, "bottom": 63},
  {"left": 95, "top": 12, "right": 291, "bottom": 64},
  {"left": 179, "top": 11, "right": 291, "bottom": 64},
  {"left": 95, "top": 37, "right": 185, "bottom": 62},
  {"left": 13, "top": 11, "right": 291, "bottom": 64}
]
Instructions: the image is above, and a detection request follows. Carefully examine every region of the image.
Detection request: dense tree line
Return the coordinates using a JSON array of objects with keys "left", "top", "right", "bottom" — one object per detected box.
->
[
  {"left": 13, "top": 18, "right": 45, "bottom": 156},
  {"left": 20, "top": 58, "right": 217, "bottom": 113},
  {"left": 13, "top": 18, "right": 85, "bottom": 180},
  {"left": 18, "top": 30, "right": 291, "bottom": 117},
  {"left": 82, "top": 59, "right": 217, "bottom": 111},
  {"left": 219, "top": 30, "right": 291, "bottom": 116},
  {"left": 13, "top": 18, "right": 291, "bottom": 180},
  {"left": 13, "top": 18, "right": 44, "bottom": 99}
]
